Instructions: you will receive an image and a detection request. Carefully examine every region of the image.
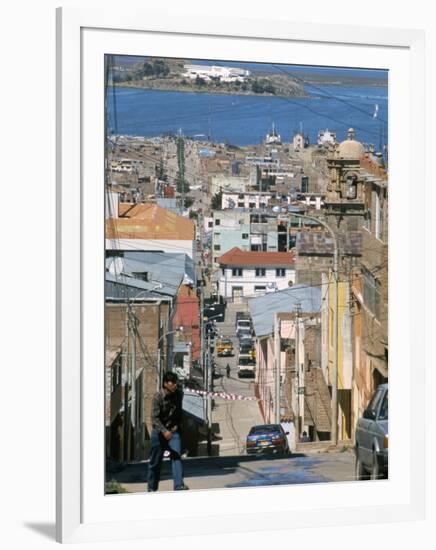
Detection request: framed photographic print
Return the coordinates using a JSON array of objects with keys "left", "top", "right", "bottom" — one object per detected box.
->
[{"left": 56, "top": 5, "right": 426, "bottom": 543}]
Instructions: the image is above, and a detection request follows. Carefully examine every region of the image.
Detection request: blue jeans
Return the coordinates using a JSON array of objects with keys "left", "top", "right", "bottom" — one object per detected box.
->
[{"left": 147, "top": 430, "right": 184, "bottom": 491}]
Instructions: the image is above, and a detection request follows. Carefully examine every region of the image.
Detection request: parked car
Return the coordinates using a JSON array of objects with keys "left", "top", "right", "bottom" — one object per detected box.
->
[
  {"left": 355, "top": 383, "right": 388, "bottom": 480},
  {"left": 239, "top": 338, "right": 256, "bottom": 360},
  {"left": 246, "top": 424, "right": 290, "bottom": 456},
  {"left": 237, "top": 354, "right": 256, "bottom": 378},
  {"left": 237, "top": 327, "right": 252, "bottom": 340}
]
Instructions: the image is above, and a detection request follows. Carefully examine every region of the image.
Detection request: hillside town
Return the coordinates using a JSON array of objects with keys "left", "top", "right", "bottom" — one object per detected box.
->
[{"left": 105, "top": 101, "right": 388, "bottom": 490}]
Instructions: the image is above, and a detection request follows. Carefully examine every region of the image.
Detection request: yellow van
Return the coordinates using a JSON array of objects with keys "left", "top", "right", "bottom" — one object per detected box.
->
[{"left": 217, "top": 338, "right": 234, "bottom": 357}]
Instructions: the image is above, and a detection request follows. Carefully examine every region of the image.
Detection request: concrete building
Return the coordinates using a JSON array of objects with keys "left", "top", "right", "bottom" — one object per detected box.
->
[
  {"left": 248, "top": 285, "right": 326, "bottom": 441},
  {"left": 295, "top": 229, "right": 362, "bottom": 286},
  {"left": 293, "top": 132, "right": 305, "bottom": 152},
  {"left": 317, "top": 129, "right": 337, "bottom": 148},
  {"left": 210, "top": 174, "right": 250, "bottom": 196},
  {"left": 105, "top": 275, "right": 174, "bottom": 463},
  {"left": 321, "top": 128, "right": 388, "bottom": 440},
  {"left": 183, "top": 63, "right": 250, "bottom": 82},
  {"left": 211, "top": 210, "right": 251, "bottom": 266},
  {"left": 350, "top": 159, "right": 389, "bottom": 433},
  {"left": 172, "top": 284, "right": 201, "bottom": 368},
  {"left": 216, "top": 247, "right": 296, "bottom": 302},
  {"left": 321, "top": 273, "right": 354, "bottom": 441},
  {"left": 105, "top": 265, "right": 205, "bottom": 462},
  {"left": 221, "top": 191, "right": 272, "bottom": 210},
  {"left": 212, "top": 209, "right": 316, "bottom": 268}
]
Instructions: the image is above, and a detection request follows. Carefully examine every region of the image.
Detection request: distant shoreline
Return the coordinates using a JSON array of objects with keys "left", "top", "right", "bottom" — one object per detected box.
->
[
  {"left": 111, "top": 82, "right": 309, "bottom": 99},
  {"left": 111, "top": 79, "right": 386, "bottom": 98}
]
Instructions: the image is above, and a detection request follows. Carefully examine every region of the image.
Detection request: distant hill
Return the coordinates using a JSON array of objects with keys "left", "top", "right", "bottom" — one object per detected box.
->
[{"left": 110, "top": 57, "right": 307, "bottom": 98}]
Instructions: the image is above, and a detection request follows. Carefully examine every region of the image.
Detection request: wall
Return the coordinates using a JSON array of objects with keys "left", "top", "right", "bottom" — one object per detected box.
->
[
  {"left": 210, "top": 174, "right": 249, "bottom": 195},
  {"left": 106, "top": 238, "right": 195, "bottom": 259},
  {"left": 105, "top": 301, "right": 171, "bottom": 460},
  {"left": 218, "top": 267, "right": 295, "bottom": 298}
]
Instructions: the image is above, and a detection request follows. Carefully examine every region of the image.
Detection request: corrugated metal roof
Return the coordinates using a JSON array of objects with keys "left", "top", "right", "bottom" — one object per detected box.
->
[
  {"left": 123, "top": 251, "right": 196, "bottom": 286},
  {"left": 248, "top": 285, "right": 322, "bottom": 337},
  {"left": 105, "top": 272, "right": 177, "bottom": 300},
  {"left": 106, "top": 253, "right": 189, "bottom": 291},
  {"left": 182, "top": 391, "right": 206, "bottom": 422}
]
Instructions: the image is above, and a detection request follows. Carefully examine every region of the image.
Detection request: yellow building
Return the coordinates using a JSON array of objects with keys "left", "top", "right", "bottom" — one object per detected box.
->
[{"left": 323, "top": 272, "right": 353, "bottom": 441}]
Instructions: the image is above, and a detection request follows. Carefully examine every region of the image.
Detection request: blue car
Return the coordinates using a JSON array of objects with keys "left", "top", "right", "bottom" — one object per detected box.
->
[{"left": 246, "top": 424, "right": 290, "bottom": 456}]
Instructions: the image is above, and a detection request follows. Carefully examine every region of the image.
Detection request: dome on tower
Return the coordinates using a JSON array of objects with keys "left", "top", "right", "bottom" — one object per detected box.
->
[{"left": 337, "top": 128, "right": 365, "bottom": 160}]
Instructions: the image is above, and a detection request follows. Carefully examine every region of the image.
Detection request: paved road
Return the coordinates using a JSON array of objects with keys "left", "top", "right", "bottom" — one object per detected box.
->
[
  {"left": 210, "top": 302, "right": 263, "bottom": 456},
  {"left": 108, "top": 450, "right": 356, "bottom": 494}
]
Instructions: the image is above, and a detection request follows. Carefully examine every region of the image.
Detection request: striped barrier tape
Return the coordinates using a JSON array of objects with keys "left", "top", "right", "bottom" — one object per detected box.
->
[{"left": 184, "top": 387, "right": 258, "bottom": 401}]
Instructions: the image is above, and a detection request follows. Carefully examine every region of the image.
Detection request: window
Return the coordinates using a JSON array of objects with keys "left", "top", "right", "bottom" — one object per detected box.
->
[
  {"left": 276, "top": 268, "right": 286, "bottom": 277},
  {"left": 242, "top": 233, "right": 249, "bottom": 239},
  {"left": 248, "top": 202, "right": 256, "bottom": 209},
  {"left": 378, "top": 392, "right": 388, "bottom": 420},
  {"left": 345, "top": 175, "right": 357, "bottom": 199},
  {"left": 255, "top": 268, "right": 266, "bottom": 277},
  {"left": 132, "top": 271, "right": 148, "bottom": 282},
  {"left": 238, "top": 202, "right": 245, "bottom": 208},
  {"left": 111, "top": 355, "right": 122, "bottom": 393},
  {"left": 362, "top": 266, "right": 381, "bottom": 319},
  {"left": 254, "top": 285, "right": 266, "bottom": 293},
  {"left": 366, "top": 388, "right": 384, "bottom": 415},
  {"left": 215, "top": 218, "right": 221, "bottom": 226},
  {"left": 375, "top": 191, "right": 383, "bottom": 240},
  {"left": 208, "top": 221, "right": 213, "bottom": 228},
  {"left": 232, "top": 268, "right": 243, "bottom": 277},
  {"left": 214, "top": 244, "right": 221, "bottom": 251}
]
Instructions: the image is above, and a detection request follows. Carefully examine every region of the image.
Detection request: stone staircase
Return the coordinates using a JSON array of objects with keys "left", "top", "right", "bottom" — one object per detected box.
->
[{"left": 304, "top": 366, "right": 332, "bottom": 434}]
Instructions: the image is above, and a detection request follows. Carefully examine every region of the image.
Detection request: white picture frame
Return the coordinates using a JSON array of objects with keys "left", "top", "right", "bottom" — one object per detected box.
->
[{"left": 56, "top": 6, "right": 426, "bottom": 544}]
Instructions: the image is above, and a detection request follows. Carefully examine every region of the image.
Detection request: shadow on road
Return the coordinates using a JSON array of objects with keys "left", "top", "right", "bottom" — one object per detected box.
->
[{"left": 108, "top": 453, "right": 308, "bottom": 486}]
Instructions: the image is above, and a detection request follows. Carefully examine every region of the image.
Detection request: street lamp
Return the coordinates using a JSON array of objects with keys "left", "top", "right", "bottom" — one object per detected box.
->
[{"left": 287, "top": 211, "right": 339, "bottom": 445}]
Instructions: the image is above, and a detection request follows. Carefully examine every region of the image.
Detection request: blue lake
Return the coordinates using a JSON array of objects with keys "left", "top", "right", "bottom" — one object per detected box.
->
[{"left": 107, "top": 81, "right": 388, "bottom": 148}]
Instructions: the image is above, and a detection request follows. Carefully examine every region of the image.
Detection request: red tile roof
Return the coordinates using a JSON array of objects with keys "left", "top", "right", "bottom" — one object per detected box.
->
[{"left": 217, "top": 247, "right": 295, "bottom": 267}]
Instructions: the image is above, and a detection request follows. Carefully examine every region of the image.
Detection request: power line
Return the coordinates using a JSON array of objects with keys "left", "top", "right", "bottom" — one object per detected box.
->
[{"left": 270, "top": 63, "right": 388, "bottom": 125}]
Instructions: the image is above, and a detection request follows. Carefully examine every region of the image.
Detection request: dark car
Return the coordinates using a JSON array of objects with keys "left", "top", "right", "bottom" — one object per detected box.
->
[
  {"left": 246, "top": 424, "right": 290, "bottom": 456},
  {"left": 355, "top": 383, "right": 388, "bottom": 480}
]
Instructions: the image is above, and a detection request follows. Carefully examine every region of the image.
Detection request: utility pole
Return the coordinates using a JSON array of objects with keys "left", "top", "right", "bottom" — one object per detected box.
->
[
  {"left": 206, "top": 328, "right": 212, "bottom": 456},
  {"left": 123, "top": 307, "right": 130, "bottom": 462},
  {"left": 130, "top": 312, "right": 136, "bottom": 431},
  {"left": 288, "top": 212, "right": 339, "bottom": 445},
  {"left": 200, "top": 285, "right": 212, "bottom": 455},
  {"left": 177, "top": 133, "right": 186, "bottom": 209},
  {"left": 332, "top": 253, "right": 339, "bottom": 446},
  {"left": 274, "top": 314, "right": 281, "bottom": 424},
  {"left": 294, "top": 303, "right": 302, "bottom": 441}
]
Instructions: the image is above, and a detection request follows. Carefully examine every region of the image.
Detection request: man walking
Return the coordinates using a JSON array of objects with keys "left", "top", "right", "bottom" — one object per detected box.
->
[
  {"left": 147, "top": 372, "right": 189, "bottom": 492},
  {"left": 226, "top": 363, "right": 231, "bottom": 378}
]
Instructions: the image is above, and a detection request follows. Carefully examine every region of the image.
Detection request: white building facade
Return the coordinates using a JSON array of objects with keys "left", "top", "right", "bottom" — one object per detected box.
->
[
  {"left": 221, "top": 191, "right": 272, "bottom": 210},
  {"left": 216, "top": 248, "right": 296, "bottom": 302}
]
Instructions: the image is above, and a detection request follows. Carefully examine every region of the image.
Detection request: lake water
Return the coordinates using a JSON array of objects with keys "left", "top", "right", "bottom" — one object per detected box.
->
[{"left": 107, "top": 81, "right": 388, "bottom": 148}]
